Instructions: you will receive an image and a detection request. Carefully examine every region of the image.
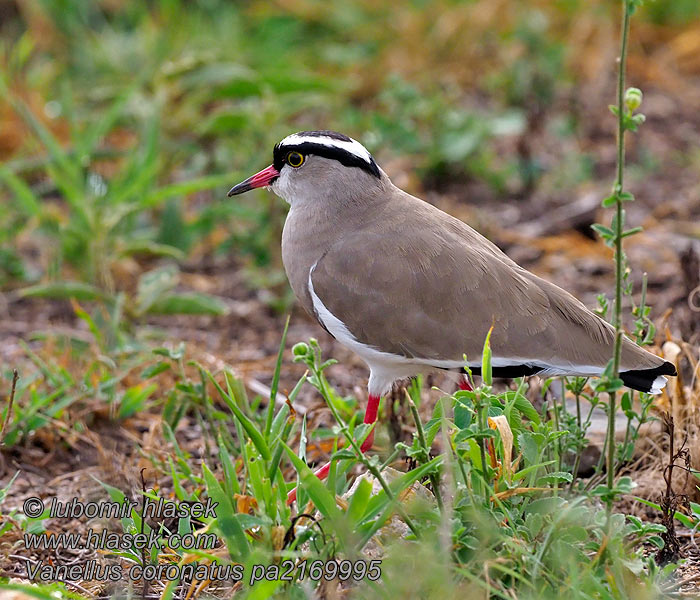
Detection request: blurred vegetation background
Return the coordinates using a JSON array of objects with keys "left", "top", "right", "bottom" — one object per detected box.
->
[{"left": 1, "top": 0, "right": 699, "bottom": 320}]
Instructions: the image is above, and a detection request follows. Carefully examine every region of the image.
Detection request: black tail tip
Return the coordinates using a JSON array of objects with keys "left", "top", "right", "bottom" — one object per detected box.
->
[{"left": 621, "top": 361, "right": 676, "bottom": 393}]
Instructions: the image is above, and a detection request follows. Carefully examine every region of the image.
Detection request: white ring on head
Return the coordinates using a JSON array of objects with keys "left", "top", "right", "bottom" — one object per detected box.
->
[{"left": 278, "top": 133, "right": 373, "bottom": 165}]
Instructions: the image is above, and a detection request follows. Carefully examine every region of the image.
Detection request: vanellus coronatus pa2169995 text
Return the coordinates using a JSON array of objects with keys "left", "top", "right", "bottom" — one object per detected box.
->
[{"left": 228, "top": 130, "right": 677, "bottom": 503}]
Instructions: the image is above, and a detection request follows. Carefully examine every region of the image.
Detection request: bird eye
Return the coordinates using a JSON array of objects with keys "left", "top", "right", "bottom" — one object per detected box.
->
[{"left": 286, "top": 151, "right": 304, "bottom": 168}]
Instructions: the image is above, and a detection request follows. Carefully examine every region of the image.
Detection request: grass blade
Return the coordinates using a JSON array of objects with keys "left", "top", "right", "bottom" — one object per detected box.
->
[
  {"left": 265, "top": 314, "right": 289, "bottom": 439},
  {"left": 281, "top": 441, "right": 342, "bottom": 522},
  {"left": 206, "top": 370, "right": 271, "bottom": 460},
  {"left": 0, "top": 165, "right": 41, "bottom": 217},
  {"left": 202, "top": 463, "right": 250, "bottom": 560}
]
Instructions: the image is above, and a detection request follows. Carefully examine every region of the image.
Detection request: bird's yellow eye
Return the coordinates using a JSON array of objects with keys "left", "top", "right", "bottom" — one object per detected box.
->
[{"left": 286, "top": 151, "right": 305, "bottom": 168}]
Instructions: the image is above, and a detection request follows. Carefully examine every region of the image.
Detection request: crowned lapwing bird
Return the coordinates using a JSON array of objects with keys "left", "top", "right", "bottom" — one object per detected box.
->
[{"left": 229, "top": 130, "right": 676, "bottom": 502}]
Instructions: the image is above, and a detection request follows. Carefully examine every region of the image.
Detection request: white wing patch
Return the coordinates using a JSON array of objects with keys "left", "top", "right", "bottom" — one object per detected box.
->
[
  {"left": 279, "top": 133, "right": 373, "bottom": 165},
  {"left": 650, "top": 375, "right": 667, "bottom": 395}
]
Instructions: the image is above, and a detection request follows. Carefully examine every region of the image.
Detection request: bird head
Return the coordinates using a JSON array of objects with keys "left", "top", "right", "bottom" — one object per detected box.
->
[{"left": 228, "top": 130, "right": 383, "bottom": 206}]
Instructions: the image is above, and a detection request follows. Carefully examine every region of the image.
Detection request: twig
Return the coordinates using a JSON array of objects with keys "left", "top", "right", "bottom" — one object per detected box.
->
[
  {"left": 661, "top": 572, "right": 700, "bottom": 594},
  {"left": 1, "top": 369, "right": 19, "bottom": 440},
  {"left": 656, "top": 413, "right": 689, "bottom": 565},
  {"left": 245, "top": 377, "right": 306, "bottom": 415}
]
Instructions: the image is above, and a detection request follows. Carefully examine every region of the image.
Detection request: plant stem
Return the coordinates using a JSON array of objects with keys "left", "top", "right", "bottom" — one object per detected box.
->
[
  {"left": 266, "top": 315, "right": 289, "bottom": 439},
  {"left": 552, "top": 380, "right": 563, "bottom": 477},
  {"left": 606, "top": 0, "right": 632, "bottom": 509},
  {"left": 475, "top": 389, "right": 489, "bottom": 496},
  {"left": 406, "top": 392, "right": 443, "bottom": 510},
  {"left": 569, "top": 387, "right": 583, "bottom": 491}
]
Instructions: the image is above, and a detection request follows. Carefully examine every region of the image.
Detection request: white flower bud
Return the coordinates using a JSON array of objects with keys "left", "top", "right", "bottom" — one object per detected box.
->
[{"left": 624, "top": 87, "right": 643, "bottom": 112}]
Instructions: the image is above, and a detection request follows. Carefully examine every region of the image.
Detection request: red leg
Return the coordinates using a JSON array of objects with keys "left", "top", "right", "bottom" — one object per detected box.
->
[
  {"left": 360, "top": 393, "right": 379, "bottom": 452},
  {"left": 287, "top": 394, "right": 380, "bottom": 505},
  {"left": 458, "top": 376, "right": 473, "bottom": 391}
]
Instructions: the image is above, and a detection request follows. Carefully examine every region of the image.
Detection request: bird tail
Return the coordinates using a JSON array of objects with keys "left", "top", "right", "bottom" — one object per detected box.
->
[{"left": 620, "top": 361, "right": 677, "bottom": 394}]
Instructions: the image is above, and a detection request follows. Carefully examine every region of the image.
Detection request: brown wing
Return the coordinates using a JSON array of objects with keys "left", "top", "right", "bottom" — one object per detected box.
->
[{"left": 310, "top": 192, "right": 660, "bottom": 372}]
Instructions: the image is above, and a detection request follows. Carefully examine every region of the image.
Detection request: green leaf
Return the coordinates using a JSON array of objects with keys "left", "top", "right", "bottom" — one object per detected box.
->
[
  {"left": 525, "top": 496, "right": 567, "bottom": 516},
  {"left": 206, "top": 371, "right": 271, "bottom": 461},
  {"left": 509, "top": 393, "right": 541, "bottom": 425},
  {"left": 296, "top": 415, "right": 309, "bottom": 509},
  {"left": 136, "top": 265, "right": 179, "bottom": 314},
  {"left": 0, "top": 165, "right": 41, "bottom": 217},
  {"left": 201, "top": 463, "right": 250, "bottom": 560},
  {"left": 481, "top": 327, "right": 493, "bottom": 387},
  {"left": 591, "top": 224, "right": 614, "bottom": 239},
  {"left": 601, "top": 194, "right": 618, "bottom": 208},
  {"left": 454, "top": 397, "right": 473, "bottom": 429},
  {"left": 143, "top": 172, "right": 240, "bottom": 208},
  {"left": 266, "top": 315, "right": 290, "bottom": 439},
  {"left": 517, "top": 431, "right": 541, "bottom": 469},
  {"left": 93, "top": 478, "right": 143, "bottom": 537},
  {"left": 282, "top": 441, "right": 343, "bottom": 521},
  {"left": 140, "top": 362, "right": 171, "bottom": 379},
  {"left": 634, "top": 497, "right": 696, "bottom": 529},
  {"left": 71, "top": 300, "right": 103, "bottom": 345},
  {"left": 331, "top": 448, "right": 357, "bottom": 461},
  {"left": 615, "top": 476, "right": 634, "bottom": 494},
  {"left": 154, "top": 343, "right": 185, "bottom": 360},
  {"left": 79, "top": 82, "right": 141, "bottom": 158},
  {"left": 19, "top": 282, "right": 107, "bottom": 301},
  {"left": 621, "top": 227, "right": 643, "bottom": 238},
  {"left": 0, "top": 471, "right": 19, "bottom": 504},
  {"left": 119, "top": 240, "right": 186, "bottom": 260},
  {"left": 8, "top": 95, "right": 83, "bottom": 203},
  {"left": 109, "top": 117, "right": 160, "bottom": 208},
  {"left": 361, "top": 456, "right": 442, "bottom": 524},
  {"left": 357, "top": 456, "right": 442, "bottom": 545},
  {"left": 592, "top": 375, "right": 624, "bottom": 393},
  {"left": 219, "top": 436, "right": 241, "bottom": 496},
  {"left": 118, "top": 383, "right": 157, "bottom": 419},
  {"left": 148, "top": 292, "right": 229, "bottom": 316},
  {"left": 536, "top": 471, "right": 573, "bottom": 485},
  {"left": 347, "top": 477, "right": 372, "bottom": 524},
  {"left": 620, "top": 392, "right": 632, "bottom": 413}
]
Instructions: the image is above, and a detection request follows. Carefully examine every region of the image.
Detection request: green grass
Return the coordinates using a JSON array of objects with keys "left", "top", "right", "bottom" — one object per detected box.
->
[{"left": 1, "top": 333, "right": 680, "bottom": 599}]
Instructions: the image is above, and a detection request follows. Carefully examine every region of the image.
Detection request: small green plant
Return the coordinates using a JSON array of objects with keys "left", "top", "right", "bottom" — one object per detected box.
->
[
  {"left": 590, "top": 0, "right": 652, "bottom": 512},
  {"left": 0, "top": 87, "right": 232, "bottom": 333}
]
